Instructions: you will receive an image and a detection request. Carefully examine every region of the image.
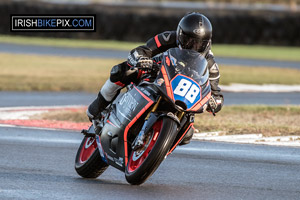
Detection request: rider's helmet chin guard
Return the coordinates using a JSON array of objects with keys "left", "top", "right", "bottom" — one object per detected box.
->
[{"left": 176, "top": 12, "right": 212, "bottom": 53}]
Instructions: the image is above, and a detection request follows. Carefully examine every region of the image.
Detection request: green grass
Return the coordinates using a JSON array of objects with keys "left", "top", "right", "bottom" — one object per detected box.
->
[
  {"left": 194, "top": 105, "right": 300, "bottom": 136},
  {"left": 0, "top": 53, "right": 121, "bottom": 92},
  {"left": 0, "top": 35, "right": 142, "bottom": 51},
  {"left": 211, "top": 44, "right": 300, "bottom": 62},
  {"left": 2, "top": 35, "right": 300, "bottom": 61},
  {"left": 35, "top": 105, "right": 300, "bottom": 136},
  {"left": 1, "top": 53, "right": 299, "bottom": 92},
  {"left": 219, "top": 65, "right": 300, "bottom": 85}
]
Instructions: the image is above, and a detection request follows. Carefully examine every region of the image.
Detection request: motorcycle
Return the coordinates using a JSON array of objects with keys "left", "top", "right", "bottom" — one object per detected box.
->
[{"left": 75, "top": 48, "right": 212, "bottom": 185}]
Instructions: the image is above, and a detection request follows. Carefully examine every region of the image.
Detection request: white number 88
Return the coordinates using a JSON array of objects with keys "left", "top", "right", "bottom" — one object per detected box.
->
[{"left": 173, "top": 79, "right": 200, "bottom": 103}]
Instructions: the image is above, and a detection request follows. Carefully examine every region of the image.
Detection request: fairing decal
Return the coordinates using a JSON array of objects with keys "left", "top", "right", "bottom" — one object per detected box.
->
[
  {"left": 170, "top": 74, "right": 202, "bottom": 109},
  {"left": 123, "top": 86, "right": 154, "bottom": 166}
]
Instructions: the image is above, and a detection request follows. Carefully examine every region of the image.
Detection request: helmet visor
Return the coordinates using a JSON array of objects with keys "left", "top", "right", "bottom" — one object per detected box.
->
[{"left": 178, "top": 30, "right": 208, "bottom": 52}]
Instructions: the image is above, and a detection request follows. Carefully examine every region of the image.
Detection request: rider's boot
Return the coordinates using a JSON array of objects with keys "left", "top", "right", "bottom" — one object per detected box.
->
[
  {"left": 86, "top": 92, "right": 110, "bottom": 121},
  {"left": 86, "top": 79, "right": 123, "bottom": 121}
]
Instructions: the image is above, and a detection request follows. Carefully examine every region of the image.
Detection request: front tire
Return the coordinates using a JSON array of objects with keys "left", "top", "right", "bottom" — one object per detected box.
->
[
  {"left": 75, "top": 136, "right": 108, "bottom": 178},
  {"left": 125, "top": 117, "right": 178, "bottom": 185}
]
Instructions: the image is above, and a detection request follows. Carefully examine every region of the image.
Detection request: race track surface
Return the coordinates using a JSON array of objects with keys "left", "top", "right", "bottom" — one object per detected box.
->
[
  {"left": 1, "top": 43, "right": 300, "bottom": 69},
  {"left": 0, "top": 126, "right": 299, "bottom": 200},
  {"left": 1, "top": 91, "right": 299, "bottom": 107}
]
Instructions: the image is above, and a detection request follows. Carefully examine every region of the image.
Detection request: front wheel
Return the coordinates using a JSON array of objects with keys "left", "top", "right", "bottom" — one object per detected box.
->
[
  {"left": 75, "top": 136, "right": 108, "bottom": 178},
  {"left": 125, "top": 117, "right": 178, "bottom": 185}
]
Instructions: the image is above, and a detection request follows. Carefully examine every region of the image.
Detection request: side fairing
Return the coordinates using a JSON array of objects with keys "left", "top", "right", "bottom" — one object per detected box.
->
[
  {"left": 155, "top": 48, "right": 211, "bottom": 113},
  {"left": 99, "top": 86, "right": 154, "bottom": 171}
]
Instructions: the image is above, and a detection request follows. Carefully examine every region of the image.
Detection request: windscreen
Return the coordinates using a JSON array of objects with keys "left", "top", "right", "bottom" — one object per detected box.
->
[{"left": 166, "top": 48, "right": 209, "bottom": 86}]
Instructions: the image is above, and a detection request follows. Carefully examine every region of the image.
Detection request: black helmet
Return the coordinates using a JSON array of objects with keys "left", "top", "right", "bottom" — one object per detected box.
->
[{"left": 176, "top": 13, "right": 212, "bottom": 53}]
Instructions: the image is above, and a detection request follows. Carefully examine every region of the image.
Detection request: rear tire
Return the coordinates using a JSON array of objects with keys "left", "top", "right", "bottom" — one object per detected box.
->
[
  {"left": 125, "top": 117, "right": 178, "bottom": 185},
  {"left": 75, "top": 136, "right": 108, "bottom": 178}
]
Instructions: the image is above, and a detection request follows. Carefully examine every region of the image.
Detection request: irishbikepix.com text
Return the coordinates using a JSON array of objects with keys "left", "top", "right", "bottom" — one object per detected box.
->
[{"left": 11, "top": 15, "right": 95, "bottom": 31}]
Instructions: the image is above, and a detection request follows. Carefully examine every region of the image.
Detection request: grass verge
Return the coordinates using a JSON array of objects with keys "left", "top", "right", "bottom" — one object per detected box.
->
[
  {"left": 32, "top": 110, "right": 87, "bottom": 123},
  {"left": 2, "top": 35, "right": 300, "bottom": 61},
  {"left": 0, "top": 53, "right": 121, "bottom": 92},
  {"left": 35, "top": 105, "right": 300, "bottom": 136},
  {"left": 194, "top": 105, "right": 300, "bottom": 137},
  {"left": 212, "top": 44, "right": 300, "bottom": 62},
  {"left": 0, "top": 35, "right": 142, "bottom": 51},
  {"left": 1, "top": 53, "right": 300, "bottom": 92},
  {"left": 219, "top": 65, "right": 300, "bottom": 85}
]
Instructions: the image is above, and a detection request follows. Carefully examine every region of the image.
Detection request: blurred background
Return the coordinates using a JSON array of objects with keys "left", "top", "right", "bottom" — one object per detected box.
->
[
  {"left": 1, "top": 2, "right": 300, "bottom": 197},
  {"left": 0, "top": 0, "right": 300, "bottom": 135},
  {"left": 0, "top": 2, "right": 300, "bottom": 198},
  {"left": 1, "top": 0, "right": 300, "bottom": 45}
]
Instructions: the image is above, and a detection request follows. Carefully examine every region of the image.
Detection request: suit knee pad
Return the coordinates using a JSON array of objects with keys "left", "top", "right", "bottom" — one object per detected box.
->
[{"left": 100, "top": 80, "right": 122, "bottom": 102}]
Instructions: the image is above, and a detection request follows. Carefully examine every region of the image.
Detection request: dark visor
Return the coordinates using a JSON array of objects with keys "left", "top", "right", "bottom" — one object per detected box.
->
[{"left": 179, "top": 32, "right": 208, "bottom": 52}]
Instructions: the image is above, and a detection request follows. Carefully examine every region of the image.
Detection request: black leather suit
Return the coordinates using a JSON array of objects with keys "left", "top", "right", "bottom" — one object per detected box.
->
[{"left": 100, "top": 31, "right": 223, "bottom": 113}]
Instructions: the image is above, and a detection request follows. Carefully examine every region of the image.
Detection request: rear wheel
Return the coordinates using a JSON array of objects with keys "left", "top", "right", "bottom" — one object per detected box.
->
[
  {"left": 75, "top": 136, "right": 108, "bottom": 178},
  {"left": 125, "top": 117, "right": 178, "bottom": 185}
]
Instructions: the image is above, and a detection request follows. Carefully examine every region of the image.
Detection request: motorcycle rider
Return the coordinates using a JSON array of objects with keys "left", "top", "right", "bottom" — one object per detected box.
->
[{"left": 87, "top": 12, "right": 224, "bottom": 143}]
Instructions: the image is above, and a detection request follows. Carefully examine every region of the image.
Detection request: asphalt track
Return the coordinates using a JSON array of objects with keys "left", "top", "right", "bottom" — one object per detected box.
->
[
  {"left": 0, "top": 91, "right": 299, "bottom": 107},
  {"left": 1, "top": 42, "right": 299, "bottom": 200},
  {"left": 1, "top": 43, "right": 300, "bottom": 69},
  {"left": 0, "top": 126, "right": 299, "bottom": 200}
]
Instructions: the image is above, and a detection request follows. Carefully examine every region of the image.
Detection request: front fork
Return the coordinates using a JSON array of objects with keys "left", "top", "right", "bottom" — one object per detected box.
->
[{"left": 131, "top": 96, "right": 186, "bottom": 151}]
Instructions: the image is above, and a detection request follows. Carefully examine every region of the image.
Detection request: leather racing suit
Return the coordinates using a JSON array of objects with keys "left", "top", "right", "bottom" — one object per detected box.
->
[
  {"left": 87, "top": 31, "right": 224, "bottom": 122},
  {"left": 99, "top": 31, "right": 223, "bottom": 113}
]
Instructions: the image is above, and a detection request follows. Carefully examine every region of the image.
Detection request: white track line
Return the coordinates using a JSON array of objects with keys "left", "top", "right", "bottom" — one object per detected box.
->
[{"left": 221, "top": 83, "right": 300, "bottom": 93}]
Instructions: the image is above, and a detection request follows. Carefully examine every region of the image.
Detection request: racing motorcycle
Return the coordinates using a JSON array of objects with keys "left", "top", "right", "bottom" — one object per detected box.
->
[{"left": 75, "top": 48, "right": 212, "bottom": 185}]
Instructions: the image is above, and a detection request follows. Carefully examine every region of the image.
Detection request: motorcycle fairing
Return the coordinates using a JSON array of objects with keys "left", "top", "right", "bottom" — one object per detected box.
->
[
  {"left": 159, "top": 64, "right": 174, "bottom": 102},
  {"left": 96, "top": 135, "right": 108, "bottom": 163},
  {"left": 156, "top": 48, "right": 211, "bottom": 113},
  {"left": 98, "top": 85, "right": 155, "bottom": 171}
]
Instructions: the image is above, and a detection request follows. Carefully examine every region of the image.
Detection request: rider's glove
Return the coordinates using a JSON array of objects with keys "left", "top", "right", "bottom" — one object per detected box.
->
[
  {"left": 127, "top": 50, "right": 142, "bottom": 66},
  {"left": 136, "top": 57, "right": 153, "bottom": 69},
  {"left": 207, "top": 95, "right": 224, "bottom": 113}
]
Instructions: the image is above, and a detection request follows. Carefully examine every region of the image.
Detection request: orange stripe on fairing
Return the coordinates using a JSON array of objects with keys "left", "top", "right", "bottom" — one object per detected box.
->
[
  {"left": 161, "top": 65, "right": 174, "bottom": 101},
  {"left": 165, "top": 56, "right": 171, "bottom": 66},
  {"left": 167, "top": 123, "right": 194, "bottom": 156},
  {"left": 154, "top": 35, "right": 161, "bottom": 48},
  {"left": 123, "top": 86, "right": 154, "bottom": 166},
  {"left": 188, "top": 92, "right": 211, "bottom": 112}
]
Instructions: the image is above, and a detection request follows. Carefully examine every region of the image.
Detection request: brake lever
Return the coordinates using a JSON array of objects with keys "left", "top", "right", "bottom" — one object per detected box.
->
[
  {"left": 205, "top": 103, "right": 216, "bottom": 116},
  {"left": 211, "top": 109, "right": 216, "bottom": 116}
]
